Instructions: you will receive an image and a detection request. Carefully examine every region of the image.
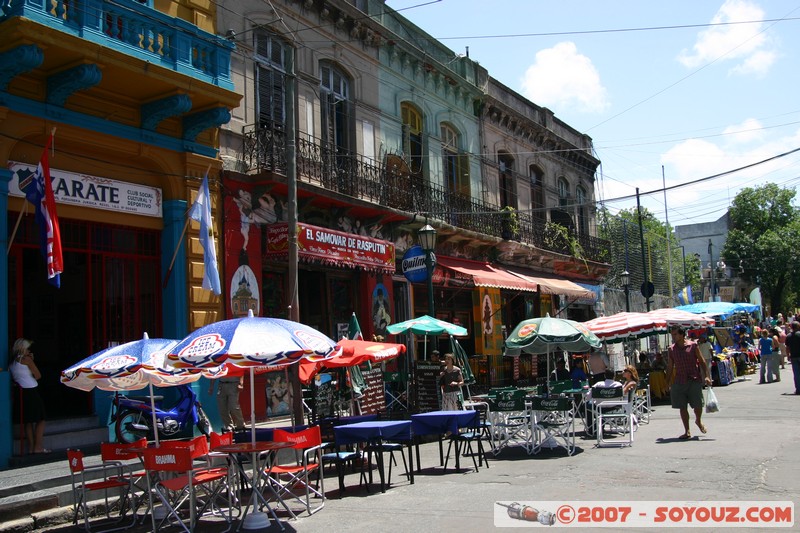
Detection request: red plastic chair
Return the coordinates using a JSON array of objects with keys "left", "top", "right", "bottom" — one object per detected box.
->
[
  {"left": 100, "top": 439, "right": 148, "bottom": 522},
  {"left": 66, "top": 449, "right": 136, "bottom": 532},
  {"left": 269, "top": 426, "right": 325, "bottom": 515},
  {"left": 140, "top": 443, "right": 231, "bottom": 533}
]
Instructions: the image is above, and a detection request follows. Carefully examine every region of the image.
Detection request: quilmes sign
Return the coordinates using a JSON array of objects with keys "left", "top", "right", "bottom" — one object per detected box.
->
[
  {"left": 402, "top": 245, "right": 435, "bottom": 283},
  {"left": 9, "top": 161, "right": 162, "bottom": 218}
]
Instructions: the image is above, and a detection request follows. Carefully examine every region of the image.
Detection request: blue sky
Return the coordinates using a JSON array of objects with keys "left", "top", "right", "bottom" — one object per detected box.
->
[{"left": 386, "top": 0, "right": 800, "bottom": 227}]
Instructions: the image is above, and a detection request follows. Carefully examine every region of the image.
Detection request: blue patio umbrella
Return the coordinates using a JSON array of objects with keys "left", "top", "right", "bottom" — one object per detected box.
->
[{"left": 676, "top": 301, "right": 759, "bottom": 320}]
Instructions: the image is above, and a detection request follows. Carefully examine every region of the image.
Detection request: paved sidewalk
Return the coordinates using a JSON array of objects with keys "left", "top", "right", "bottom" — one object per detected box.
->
[{"left": 8, "top": 373, "right": 800, "bottom": 532}]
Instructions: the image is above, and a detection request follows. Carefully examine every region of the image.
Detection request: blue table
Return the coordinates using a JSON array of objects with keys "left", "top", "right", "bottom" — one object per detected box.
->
[
  {"left": 411, "top": 410, "right": 479, "bottom": 471},
  {"left": 333, "top": 420, "right": 414, "bottom": 492}
]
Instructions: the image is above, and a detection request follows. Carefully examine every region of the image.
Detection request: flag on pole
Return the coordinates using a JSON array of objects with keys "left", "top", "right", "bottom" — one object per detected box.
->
[
  {"left": 348, "top": 312, "right": 363, "bottom": 340},
  {"left": 676, "top": 285, "right": 693, "bottom": 306},
  {"left": 22, "top": 133, "right": 62, "bottom": 287},
  {"left": 188, "top": 172, "right": 221, "bottom": 295}
]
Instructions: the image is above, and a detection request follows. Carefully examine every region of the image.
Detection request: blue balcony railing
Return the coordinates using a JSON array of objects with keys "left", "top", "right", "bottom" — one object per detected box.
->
[{"left": 3, "top": 0, "right": 233, "bottom": 90}]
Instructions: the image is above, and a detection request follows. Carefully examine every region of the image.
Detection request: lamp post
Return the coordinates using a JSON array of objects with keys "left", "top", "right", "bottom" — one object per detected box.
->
[
  {"left": 418, "top": 224, "right": 437, "bottom": 316},
  {"left": 708, "top": 239, "right": 716, "bottom": 302},
  {"left": 621, "top": 270, "right": 631, "bottom": 312}
]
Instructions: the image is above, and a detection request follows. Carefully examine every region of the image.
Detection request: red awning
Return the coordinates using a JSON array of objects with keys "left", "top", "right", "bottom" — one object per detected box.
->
[
  {"left": 503, "top": 266, "right": 597, "bottom": 301},
  {"left": 436, "top": 256, "right": 538, "bottom": 292}
]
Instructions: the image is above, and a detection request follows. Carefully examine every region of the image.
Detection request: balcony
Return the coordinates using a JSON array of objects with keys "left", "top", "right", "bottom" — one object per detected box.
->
[
  {"left": 242, "top": 123, "right": 610, "bottom": 264},
  {"left": 3, "top": 0, "right": 233, "bottom": 90}
]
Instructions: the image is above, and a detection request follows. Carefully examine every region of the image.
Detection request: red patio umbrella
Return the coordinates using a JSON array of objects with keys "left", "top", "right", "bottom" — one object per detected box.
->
[{"left": 583, "top": 312, "right": 668, "bottom": 343}]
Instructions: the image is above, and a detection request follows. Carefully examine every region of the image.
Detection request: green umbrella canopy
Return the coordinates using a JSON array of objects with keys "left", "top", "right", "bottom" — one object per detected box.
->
[
  {"left": 386, "top": 315, "right": 468, "bottom": 337},
  {"left": 504, "top": 314, "right": 602, "bottom": 356},
  {"left": 450, "top": 336, "right": 475, "bottom": 385}
]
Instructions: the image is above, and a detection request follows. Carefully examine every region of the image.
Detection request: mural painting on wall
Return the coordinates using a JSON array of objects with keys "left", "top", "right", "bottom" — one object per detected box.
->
[
  {"left": 372, "top": 282, "right": 392, "bottom": 338},
  {"left": 474, "top": 287, "right": 502, "bottom": 355},
  {"left": 223, "top": 180, "right": 280, "bottom": 317}
]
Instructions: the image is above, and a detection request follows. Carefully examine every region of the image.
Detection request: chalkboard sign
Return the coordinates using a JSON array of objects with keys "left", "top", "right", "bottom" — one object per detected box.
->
[
  {"left": 358, "top": 366, "right": 386, "bottom": 415},
  {"left": 414, "top": 362, "right": 441, "bottom": 413},
  {"left": 313, "top": 374, "right": 337, "bottom": 421}
]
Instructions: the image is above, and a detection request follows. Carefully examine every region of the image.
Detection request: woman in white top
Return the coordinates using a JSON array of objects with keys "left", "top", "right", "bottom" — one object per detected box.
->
[{"left": 9, "top": 339, "right": 49, "bottom": 454}]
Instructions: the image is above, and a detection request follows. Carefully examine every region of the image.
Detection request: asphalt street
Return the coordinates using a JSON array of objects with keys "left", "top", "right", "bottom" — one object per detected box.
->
[{"left": 37, "top": 370, "right": 800, "bottom": 532}]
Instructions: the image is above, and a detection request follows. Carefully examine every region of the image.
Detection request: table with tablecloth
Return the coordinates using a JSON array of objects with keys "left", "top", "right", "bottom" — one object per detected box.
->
[
  {"left": 333, "top": 420, "right": 414, "bottom": 492},
  {"left": 648, "top": 370, "right": 670, "bottom": 399},
  {"left": 410, "top": 410, "right": 479, "bottom": 471}
]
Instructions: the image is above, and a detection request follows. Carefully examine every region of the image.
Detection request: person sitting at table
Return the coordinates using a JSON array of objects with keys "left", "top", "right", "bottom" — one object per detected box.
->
[
  {"left": 652, "top": 352, "right": 667, "bottom": 371},
  {"left": 551, "top": 358, "right": 571, "bottom": 382},
  {"left": 621, "top": 365, "right": 639, "bottom": 397},
  {"left": 439, "top": 353, "right": 464, "bottom": 411},
  {"left": 587, "top": 348, "right": 610, "bottom": 385},
  {"left": 570, "top": 355, "right": 588, "bottom": 388},
  {"left": 585, "top": 370, "right": 622, "bottom": 436},
  {"left": 637, "top": 352, "right": 651, "bottom": 372}
]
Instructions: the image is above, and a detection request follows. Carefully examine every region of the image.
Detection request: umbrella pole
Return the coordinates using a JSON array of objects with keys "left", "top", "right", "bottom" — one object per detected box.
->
[
  {"left": 249, "top": 367, "right": 256, "bottom": 445},
  {"left": 149, "top": 383, "right": 159, "bottom": 447}
]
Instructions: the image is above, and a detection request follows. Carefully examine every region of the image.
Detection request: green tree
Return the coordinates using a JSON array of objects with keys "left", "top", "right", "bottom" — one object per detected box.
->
[{"left": 722, "top": 183, "right": 800, "bottom": 313}]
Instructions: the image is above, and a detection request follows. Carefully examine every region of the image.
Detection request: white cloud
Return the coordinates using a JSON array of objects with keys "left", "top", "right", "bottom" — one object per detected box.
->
[
  {"left": 722, "top": 118, "right": 765, "bottom": 144},
  {"left": 677, "top": 0, "right": 776, "bottom": 76},
  {"left": 520, "top": 41, "right": 609, "bottom": 113}
]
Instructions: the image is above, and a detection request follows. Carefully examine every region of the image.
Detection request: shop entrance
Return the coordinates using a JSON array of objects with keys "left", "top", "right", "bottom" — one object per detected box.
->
[{"left": 8, "top": 217, "right": 161, "bottom": 419}]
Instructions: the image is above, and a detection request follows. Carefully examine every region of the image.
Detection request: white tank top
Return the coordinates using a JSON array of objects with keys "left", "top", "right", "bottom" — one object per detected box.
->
[{"left": 10, "top": 360, "right": 38, "bottom": 388}]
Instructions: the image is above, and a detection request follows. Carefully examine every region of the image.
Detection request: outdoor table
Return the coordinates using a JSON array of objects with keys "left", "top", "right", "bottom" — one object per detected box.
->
[
  {"left": 560, "top": 388, "right": 591, "bottom": 429},
  {"left": 213, "top": 441, "right": 294, "bottom": 531},
  {"left": 410, "top": 410, "right": 478, "bottom": 472},
  {"left": 334, "top": 420, "right": 414, "bottom": 493}
]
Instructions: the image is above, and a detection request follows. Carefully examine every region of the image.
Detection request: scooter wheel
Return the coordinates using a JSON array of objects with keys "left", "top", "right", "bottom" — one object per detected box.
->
[{"left": 116, "top": 409, "right": 149, "bottom": 443}]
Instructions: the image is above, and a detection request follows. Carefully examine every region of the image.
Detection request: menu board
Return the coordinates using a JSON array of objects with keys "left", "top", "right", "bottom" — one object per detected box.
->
[
  {"left": 313, "top": 378, "right": 336, "bottom": 421},
  {"left": 358, "top": 366, "right": 386, "bottom": 415},
  {"left": 414, "top": 362, "right": 441, "bottom": 413}
]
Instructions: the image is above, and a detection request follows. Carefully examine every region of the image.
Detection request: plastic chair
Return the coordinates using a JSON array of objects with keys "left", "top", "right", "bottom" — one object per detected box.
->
[
  {"left": 99, "top": 439, "right": 148, "bottom": 523},
  {"left": 486, "top": 391, "right": 531, "bottom": 455},
  {"left": 268, "top": 426, "right": 325, "bottom": 515},
  {"left": 140, "top": 442, "right": 231, "bottom": 533},
  {"left": 529, "top": 397, "right": 576, "bottom": 456},
  {"left": 67, "top": 449, "right": 136, "bottom": 533},
  {"left": 445, "top": 405, "right": 490, "bottom": 471},
  {"left": 318, "top": 418, "right": 361, "bottom": 494},
  {"left": 591, "top": 387, "right": 634, "bottom": 448},
  {"left": 633, "top": 376, "right": 652, "bottom": 424}
]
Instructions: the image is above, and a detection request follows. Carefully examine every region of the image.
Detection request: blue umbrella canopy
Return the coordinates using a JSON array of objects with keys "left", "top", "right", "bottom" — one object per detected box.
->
[
  {"left": 167, "top": 310, "right": 339, "bottom": 370},
  {"left": 60, "top": 333, "right": 223, "bottom": 392},
  {"left": 386, "top": 315, "right": 468, "bottom": 337},
  {"left": 676, "top": 301, "right": 759, "bottom": 319}
]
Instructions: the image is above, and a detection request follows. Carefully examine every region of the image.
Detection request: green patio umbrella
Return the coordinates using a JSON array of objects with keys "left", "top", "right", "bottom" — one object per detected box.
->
[
  {"left": 504, "top": 314, "right": 601, "bottom": 386},
  {"left": 386, "top": 315, "right": 468, "bottom": 337},
  {"left": 450, "top": 335, "right": 475, "bottom": 400}
]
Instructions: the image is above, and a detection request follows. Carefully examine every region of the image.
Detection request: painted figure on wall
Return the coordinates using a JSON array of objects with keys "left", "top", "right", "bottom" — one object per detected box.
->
[{"left": 373, "top": 283, "right": 392, "bottom": 336}]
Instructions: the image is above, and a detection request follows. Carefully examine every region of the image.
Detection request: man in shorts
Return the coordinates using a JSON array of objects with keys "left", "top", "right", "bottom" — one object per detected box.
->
[{"left": 666, "top": 326, "right": 712, "bottom": 440}]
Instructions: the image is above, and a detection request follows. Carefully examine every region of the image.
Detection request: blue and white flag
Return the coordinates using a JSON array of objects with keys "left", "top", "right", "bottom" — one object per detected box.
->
[
  {"left": 676, "top": 285, "right": 693, "bottom": 306},
  {"left": 189, "top": 172, "right": 221, "bottom": 295}
]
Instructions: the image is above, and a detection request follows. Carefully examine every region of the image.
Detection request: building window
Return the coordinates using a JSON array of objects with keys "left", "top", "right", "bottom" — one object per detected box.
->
[
  {"left": 558, "top": 177, "right": 569, "bottom": 207},
  {"left": 255, "top": 32, "right": 286, "bottom": 128},
  {"left": 576, "top": 185, "right": 588, "bottom": 234},
  {"left": 441, "top": 124, "right": 469, "bottom": 196},
  {"left": 401, "top": 102, "right": 424, "bottom": 174},
  {"left": 320, "top": 63, "right": 353, "bottom": 156},
  {"left": 498, "top": 153, "right": 517, "bottom": 209},
  {"left": 529, "top": 164, "right": 545, "bottom": 221}
]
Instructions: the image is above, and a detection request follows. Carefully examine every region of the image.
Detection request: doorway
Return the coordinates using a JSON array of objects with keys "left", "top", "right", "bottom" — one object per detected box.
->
[{"left": 9, "top": 217, "right": 161, "bottom": 419}]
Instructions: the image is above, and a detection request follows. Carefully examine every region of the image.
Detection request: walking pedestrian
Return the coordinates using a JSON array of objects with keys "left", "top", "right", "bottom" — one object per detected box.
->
[
  {"left": 785, "top": 321, "right": 800, "bottom": 395},
  {"left": 439, "top": 353, "right": 464, "bottom": 411},
  {"left": 208, "top": 374, "right": 246, "bottom": 433},
  {"left": 666, "top": 326, "right": 712, "bottom": 440}
]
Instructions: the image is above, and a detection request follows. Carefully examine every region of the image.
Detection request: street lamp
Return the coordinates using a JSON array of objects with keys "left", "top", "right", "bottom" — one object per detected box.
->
[
  {"left": 621, "top": 270, "right": 631, "bottom": 312},
  {"left": 418, "top": 224, "right": 437, "bottom": 316}
]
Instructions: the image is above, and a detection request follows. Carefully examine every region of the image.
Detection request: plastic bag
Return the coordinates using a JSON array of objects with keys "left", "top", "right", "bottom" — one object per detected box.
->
[{"left": 706, "top": 387, "right": 719, "bottom": 413}]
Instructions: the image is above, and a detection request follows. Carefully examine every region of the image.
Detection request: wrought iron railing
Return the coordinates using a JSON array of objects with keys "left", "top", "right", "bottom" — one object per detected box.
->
[{"left": 242, "top": 123, "right": 610, "bottom": 263}]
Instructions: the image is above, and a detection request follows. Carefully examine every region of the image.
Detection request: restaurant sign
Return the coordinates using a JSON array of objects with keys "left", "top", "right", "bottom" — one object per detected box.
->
[
  {"left": 8, "top": 161, "right": 162, "bottom": 217},
  {"left": 265, "top": 222, "right": 395, "bottom": 274}
]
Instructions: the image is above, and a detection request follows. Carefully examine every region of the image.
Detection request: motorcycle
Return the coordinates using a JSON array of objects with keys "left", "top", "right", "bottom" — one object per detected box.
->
[{"left": 112, "top": 384, "right": 211, "bottom": 443}]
